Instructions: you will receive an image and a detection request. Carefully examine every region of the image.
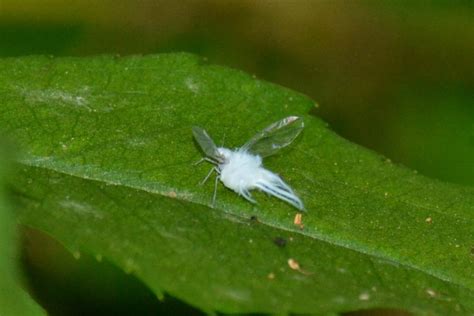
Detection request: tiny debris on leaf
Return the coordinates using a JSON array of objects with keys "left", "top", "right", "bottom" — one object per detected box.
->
[
  {"left": 288, "top": 258, "right": 313, "bottom": 275},
  {"left": 267, "top": 272, "right": 275, "bottom": 280},
  {"left": 426, "top": 288, "right": 436, "bottom": 297},
  {"left": 425, "top": 217, "right": 433, "bottom": 224},
  {"left": 288, "top": 258, "right": 300, "bottom": 270},
  {"left": 273, "top": 237, "right": 287, "bottom": 248},
  {"left": 358, "top": 292, "right": 370, "bottom": 301},
  {"left": 167, "top": 191, "right": 177, "bottom": 198},
  {"left": 294, "top": 213, "right": 303, "bottom": 229}
]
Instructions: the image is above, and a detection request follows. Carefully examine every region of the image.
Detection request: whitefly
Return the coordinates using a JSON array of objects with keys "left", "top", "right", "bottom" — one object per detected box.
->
[{"left": 193, "top": 116, "right": 305, "bottom": 211}]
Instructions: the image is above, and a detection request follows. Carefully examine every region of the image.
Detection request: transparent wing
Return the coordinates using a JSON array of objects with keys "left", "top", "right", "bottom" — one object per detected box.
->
[
  {"left": 192, "top": 126, "right": 220, "bottom": 159},
  {"left": 241, "top": 116, "right": 304, "bottom": 157}
]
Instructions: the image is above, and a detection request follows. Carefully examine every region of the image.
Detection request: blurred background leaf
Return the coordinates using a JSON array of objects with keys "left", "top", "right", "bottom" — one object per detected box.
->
[{"left": 0, "top": 143, "right": 45, "bottom": 315}]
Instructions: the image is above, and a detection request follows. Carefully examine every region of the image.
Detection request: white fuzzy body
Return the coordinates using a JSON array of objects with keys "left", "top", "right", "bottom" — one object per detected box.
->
[{"left": 216, "top": 147, "right": 304, "bottom": 210}]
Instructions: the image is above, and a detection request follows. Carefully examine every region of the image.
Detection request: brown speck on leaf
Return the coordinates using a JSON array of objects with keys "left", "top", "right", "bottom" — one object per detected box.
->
[
  {"left": 425, "top": 217, "right": 432, "bottom": 224},
  {"left": 288, "top": 258, "right": 300, "bottom": 270},
  {"left": 294, "top": 213, "right": 303, "bottom": 228},
  {"left": 426, "top": 288, "right": 436, "bottom": 297},
  {"left": 287, "top": 258, "right": 313, "bottom": 275}
]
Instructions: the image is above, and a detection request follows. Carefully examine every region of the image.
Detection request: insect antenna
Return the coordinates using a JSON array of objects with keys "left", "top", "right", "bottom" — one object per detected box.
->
[{"left": 221, "top": 132, "right": 226, "bottom": 148}]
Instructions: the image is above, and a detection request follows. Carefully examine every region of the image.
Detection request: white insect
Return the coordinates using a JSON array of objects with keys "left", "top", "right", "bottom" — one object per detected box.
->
[{"left": 193, "top": 116, "right": 305, "bottom": 211}]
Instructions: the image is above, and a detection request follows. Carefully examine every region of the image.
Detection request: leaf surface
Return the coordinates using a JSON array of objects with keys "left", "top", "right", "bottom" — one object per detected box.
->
[{"left": 1, "top": 54, "right": 473, "bottom": 314}]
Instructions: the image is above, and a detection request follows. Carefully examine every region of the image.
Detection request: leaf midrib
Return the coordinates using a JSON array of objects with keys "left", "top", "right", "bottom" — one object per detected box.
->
[{"left": 17, "top": 158, "right": 470, "bottom": 292}]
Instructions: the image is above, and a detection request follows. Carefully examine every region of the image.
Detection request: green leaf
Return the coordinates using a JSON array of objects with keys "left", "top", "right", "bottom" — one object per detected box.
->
[
  {"left": 1, "top": 54, "right": 473, "bottom": 314},
  {"left": 0, "top": 144, "right": 45, "bottom": 315}
]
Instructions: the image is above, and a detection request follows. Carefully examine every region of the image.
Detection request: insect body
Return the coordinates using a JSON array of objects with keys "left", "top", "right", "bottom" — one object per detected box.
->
[{"left": 193, "top": 116, "right": 304, "bottom": 211}]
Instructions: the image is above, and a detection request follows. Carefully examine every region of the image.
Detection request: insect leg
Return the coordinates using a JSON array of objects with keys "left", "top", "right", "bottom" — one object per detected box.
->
[
  {"left": 194, "top": 157, "right": 218, "bottom": 166},
  {"left": 200, "top": 166, "right": 217, "bottom": 185},
  {"left": 212, "top": 172, "right": 220, "bottom": 207}
]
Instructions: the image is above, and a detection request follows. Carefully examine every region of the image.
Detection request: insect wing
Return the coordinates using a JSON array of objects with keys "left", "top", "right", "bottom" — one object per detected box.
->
[
  {"left": 241, "top": 116, "right": 304, "bottom": 157},
  {"left": 192, "top": 126, "right": 219, "bottom": 159}
]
